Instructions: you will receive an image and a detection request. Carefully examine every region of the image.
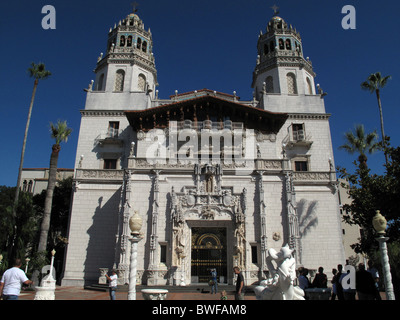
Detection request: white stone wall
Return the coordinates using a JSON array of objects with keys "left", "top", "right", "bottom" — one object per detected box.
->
[{"left": 62, "top": 184, "right": 122, "bottom": 286}]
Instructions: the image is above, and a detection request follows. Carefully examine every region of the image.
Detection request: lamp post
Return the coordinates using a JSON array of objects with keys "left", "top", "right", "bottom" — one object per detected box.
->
[
  {"left": 25, "top": 258, "right": 30, "bottom": 274},
  {"left": 128, "top": 211, "right": 143, "bottom": 300},
  {"left": 372, "top": 210, "right": 395, "bottom": 300},
  {"left": 50, "top": 249, "right": 56, "bottom": 279}
]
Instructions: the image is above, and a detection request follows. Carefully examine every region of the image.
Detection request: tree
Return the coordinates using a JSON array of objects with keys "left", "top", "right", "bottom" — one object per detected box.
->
[
  {"left": 11, "top": 63, "right": 51, "bottom": 261},
  {"left": 37, "top": 120, "right": 72, "bottom": 253},
  {"left": 338, "top": 143, "right": 400, "bottom": 254},
  {"left": 0, "top": 187, "right": 41, "bottom": 271},
  {"left": 361, "top": 72, "right": 391, "bottom": 164},
  {"left": 338, "top": 124, "right": 379, "bottom": 169}
]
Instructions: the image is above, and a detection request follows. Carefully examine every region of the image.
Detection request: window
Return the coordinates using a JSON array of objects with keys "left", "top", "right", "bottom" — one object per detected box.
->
[
  {"left": 269, "top": 41, "right": 275, "bottom": 52},
  {"left": 108, "top": 121, "right": 119, "bottom": 138},
  {"left": 142, "top": 41, "right": 147, "bottom": 53},
  {"left": 265, "top": 76, "right": 274, "bottom": 93},
  {"left": 137, "top": 38, "right": 142, "bottom": 49},
  {"left": 120, "top": 35, "right": 125, "bottom": 47},
  {"left": 285, "top": 39, "right": 292, "bottom": 50},
  {"left": 251, "top": 245, "right": 258, "bottom": 264},
  {"left": 127, "top": 36, "right": 132, "bottom": 47},
  {"left": 97, "top": 74, "right": 104, "bottom": 91},
  {"left": 104, "top": 159, "right": 117, "bottom": 169},
  {"left": 160, "top": 244, "right": 167, "bottom": 264},
  {"left": 306, "top": 77, "right": 313, "bottom": 95},
  {"left": 138, "top": 74, "right": 146, "bottom": 91},
  {"left": 287, "top": 72, "right": 298, "bottom": 94},
  {"left": 263, "top": 43, "right": 269, "bottom": 55},
  {"left": 292, "top": 123, "right": 305, "bottom": 141},
  {"left": 279, "top": 38, "right": 284, "bottom": 50},
  {"left": 295, "top": 161, "right": 308, "bottom": 172},
  {"left": 114, "top": 70, "right": 125, "bottom": 92}
]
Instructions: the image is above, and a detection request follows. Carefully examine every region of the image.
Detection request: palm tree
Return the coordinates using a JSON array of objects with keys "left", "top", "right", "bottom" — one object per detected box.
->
[
  {"left": 361, "top": 72, "right": 391, "bottom": 164},
  {"left": 339, "top": 124, "right": 379, "bottom": 169},
  {"left": 37, "top": 120, "right": 72, "bottom": 253},
  {"left": 10, "top": 63, "right": 51, "bottom": 261}
]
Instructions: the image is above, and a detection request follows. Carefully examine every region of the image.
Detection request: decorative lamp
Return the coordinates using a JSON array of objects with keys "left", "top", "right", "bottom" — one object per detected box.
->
[
  {"left": 373, "top": 210, "right": 387, "bottom": 235},
  {"left": 129, "top": 211, "right": 142, "bottom": 235}
]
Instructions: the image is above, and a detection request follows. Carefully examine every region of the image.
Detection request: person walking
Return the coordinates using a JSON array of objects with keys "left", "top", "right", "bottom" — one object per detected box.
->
[
  {"left": 0, "top": 259, "right": 33, "bottom": 300},
  {"left": 234, "top": 266, "right": 244, "bottom": 300},
  {"left": 330, "top": 268, "right": 338, "bottom": 300},
  {"left": 367, "top": 260, "right": 381, "bottom": 300},
  {"left": 335, "top": 264, "right": 345, "bottom": 300},
  {"left": 356, "top": 263, "right": 377, "bottom": 300},
  {"left": 105, "top": 269, "right": 118, "bottom": 300},
  {"left": 312, "top": 266, "right": 328, "bottom": 288},
  {"left": 210, "top": 268, "right": 218, "bottom": 294}
]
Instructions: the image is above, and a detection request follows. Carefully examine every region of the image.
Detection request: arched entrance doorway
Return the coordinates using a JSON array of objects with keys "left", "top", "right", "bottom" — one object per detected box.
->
[{"left": 191, "top": 227, "right": 227, "bottom": 283}]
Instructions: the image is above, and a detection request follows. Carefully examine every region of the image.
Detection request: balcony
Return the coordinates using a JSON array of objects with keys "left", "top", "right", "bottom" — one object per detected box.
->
[
  {"left": 94, "top": 128, "right": 124, "bottom": 146},
  {"left": 283, "top": 126, "right": 313, "bottom": 149}
]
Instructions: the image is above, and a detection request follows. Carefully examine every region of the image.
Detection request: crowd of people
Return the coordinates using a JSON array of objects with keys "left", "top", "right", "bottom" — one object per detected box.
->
[{"left": 297, "top": 261, "right": 382, "bottom": 300}]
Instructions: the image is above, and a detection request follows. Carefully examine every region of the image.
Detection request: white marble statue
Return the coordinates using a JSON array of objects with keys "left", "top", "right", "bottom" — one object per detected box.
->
[{"left": 254, "top": 244, "right": 304, "bottom": 300}]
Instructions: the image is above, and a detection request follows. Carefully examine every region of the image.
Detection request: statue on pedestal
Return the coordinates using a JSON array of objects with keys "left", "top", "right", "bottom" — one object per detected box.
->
[{"left": 254, "top": 244, "right": 304, "bottom": 300}]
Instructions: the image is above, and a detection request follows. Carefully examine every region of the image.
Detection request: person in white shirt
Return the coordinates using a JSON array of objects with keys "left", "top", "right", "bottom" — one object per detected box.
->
[
  {"left": 105, "top": 269, "right": 118, "bottom": 300},
  {"left": 0, "top": 259, "right": 33, "bottom": 300}
]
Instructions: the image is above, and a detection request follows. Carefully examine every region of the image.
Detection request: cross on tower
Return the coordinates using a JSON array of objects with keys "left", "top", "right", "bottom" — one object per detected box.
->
[
  {"left": 131, "top": 1, "right": 139, "bottom": 13},
  {"left": 271, "top": 4, "right": 279, "bottom": 16}
]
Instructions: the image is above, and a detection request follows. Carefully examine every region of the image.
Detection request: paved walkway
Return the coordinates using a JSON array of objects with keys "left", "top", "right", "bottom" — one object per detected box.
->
[{"left": 18, "top": 286, "right": 256, "bottom": 300}]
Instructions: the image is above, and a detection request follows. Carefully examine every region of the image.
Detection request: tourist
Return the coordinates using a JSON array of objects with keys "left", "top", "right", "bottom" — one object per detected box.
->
[
  {"left": 220, "top": 290, "right": 227, "bottom": 300},
  {"left": 330, "top": 268, "right": 338, "bottom": 300},
  {"left": 335, "top": 264, "right": 345, "bottom": 300},
  {"left": 312, "top": 266, "right": 328, "bottom": 288},
  {"left": 298, "top": 268, "right": 310, "bottom": 290},
  {"left": 210, "top": 268, "right": 218, "bottom": 294},
  {"left": 356, "top": 263, "right": 377, "bottom": 300},
  {"left": 339, "top": 268, "right": 356, "bottom": 300},
  {"left": 0, "top": 258, "right": 33, "bottom": 300},
  {"left": 233, "top": 266, "right": 244, "bottom": 300},
  {"left": 105, "top": 269, "right": 118, "bottom": 300},
  {"left": 367, "top": 260, "right": 381, "bottom": 300}
]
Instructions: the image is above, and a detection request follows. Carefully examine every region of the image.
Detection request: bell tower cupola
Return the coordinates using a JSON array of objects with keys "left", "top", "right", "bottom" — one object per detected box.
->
[
  {"left": 88, "top": 7, "right": 158, "bottom": 110},
  {"left": 252, "top": 9, "right": 317, "bottom": 105}
]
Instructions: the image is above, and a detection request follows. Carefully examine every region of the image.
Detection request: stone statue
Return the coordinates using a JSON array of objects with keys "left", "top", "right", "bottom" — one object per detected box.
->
[{"left": 254, "top": 244, "right": 304, "bottom": 300}]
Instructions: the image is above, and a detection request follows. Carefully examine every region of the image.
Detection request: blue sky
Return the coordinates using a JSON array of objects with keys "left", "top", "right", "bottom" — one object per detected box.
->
[{"left": 0, "top": 0, "right": 399, "bottom": 187}]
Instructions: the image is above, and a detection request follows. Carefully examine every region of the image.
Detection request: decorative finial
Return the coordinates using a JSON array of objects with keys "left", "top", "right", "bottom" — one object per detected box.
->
[{"left": 271, "top": 4, "right": 279, "bottom": 16}]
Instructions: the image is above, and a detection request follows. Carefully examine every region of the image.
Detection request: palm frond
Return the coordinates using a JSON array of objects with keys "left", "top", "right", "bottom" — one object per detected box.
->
[{"left": 50, "top": 120, "right": 72, "bottom": 145}]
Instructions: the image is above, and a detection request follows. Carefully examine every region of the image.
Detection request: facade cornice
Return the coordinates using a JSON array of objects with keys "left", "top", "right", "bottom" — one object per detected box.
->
[
  {"left": 80, "top": 110, "right": 126, "bottom": 117},
  {"left": 288, "top": 113, "right": 331, "bottom": 120}
]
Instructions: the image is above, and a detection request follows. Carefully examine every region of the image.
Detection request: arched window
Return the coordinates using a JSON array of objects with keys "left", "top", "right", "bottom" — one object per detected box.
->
[
  {"left": 97, "top": 74, "right": 105, "bottom": 91},
  {"left": 265, "top": 76, "right": 274, "bottom": 93},
  {"left": 285, "top": 39, "right": 292, "bottom": 50},
  {"left": 142, "top": 41, "right": 147, "bottom": 53},
  {"left": 279, "top": 38, "right": 284, "bottom": 50},
  {"left": 120, "top": 35, "right": 125, "bottom": 47},
  {"left": 127, "top": 36, "right": 132, "bottom": 47},
  {"left": 306, "top": 77, "right": 313, "bottom": 95},
  {"left": 264, "top": 43, "right": 269, "bottom": 55},
  {"left": 286, "top": 73, "right": 298, "bottom": 94},
  {"left": 137, "top": 38, "right": 142, "bottom": 50},
  {"left": 269, "top": 41, "right": 275, "bottom": 52},
  {"left": 138, "top": 74, "right": 146, "bottom": 91},
  {"left": 114, "top": 70, "right": 125, "bottom": 92}
]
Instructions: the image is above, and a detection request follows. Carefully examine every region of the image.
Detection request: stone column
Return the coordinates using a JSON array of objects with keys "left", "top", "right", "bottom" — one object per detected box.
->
[
  {"left": 257, "top": 171, "right": 268, "bottom": 275},
  {"left": 147, "top": 170, "right": 161, "bottom": 285}
]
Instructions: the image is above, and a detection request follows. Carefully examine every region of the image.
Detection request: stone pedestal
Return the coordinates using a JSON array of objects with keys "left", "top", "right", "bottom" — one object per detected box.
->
[
  {"left": 34, "top": 278, "right": 56, "bottom": 300},
  {"left": 141, "top": 289, "right": 168, "bottom": 300},
  {"left": 304, "top": 288, "right": 331, "bottom": 300}
]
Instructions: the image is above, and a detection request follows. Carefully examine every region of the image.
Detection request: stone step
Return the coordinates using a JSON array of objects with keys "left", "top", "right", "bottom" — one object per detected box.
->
[{"left": 84, "top": 283, "right": 252, "bottom": 294}]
